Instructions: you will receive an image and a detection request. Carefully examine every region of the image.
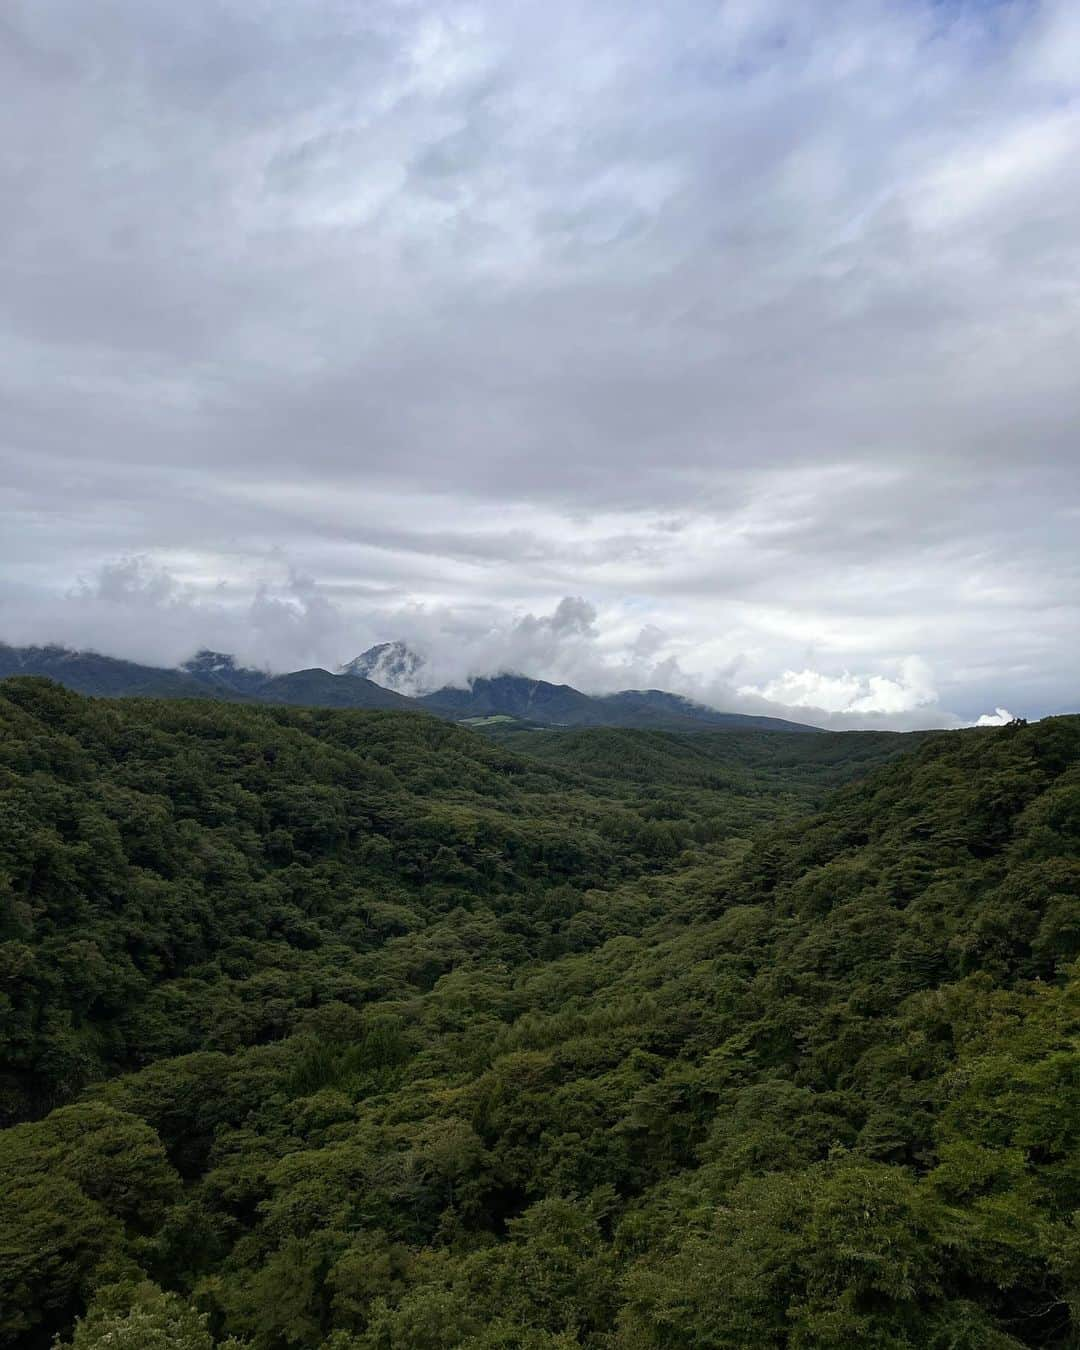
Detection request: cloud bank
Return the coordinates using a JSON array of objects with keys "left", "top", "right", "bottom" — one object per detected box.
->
[{"left": 0, "top": 557, "right": 994, "bottom": 730}]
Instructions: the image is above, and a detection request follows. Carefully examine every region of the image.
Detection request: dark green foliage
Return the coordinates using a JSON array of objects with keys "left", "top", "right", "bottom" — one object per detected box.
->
[
  {"left": 0, "top": 1101, "right": 180, "bottom": 1344},
  {"left": 0, "top": 678, "right": 1077, "bottom": 1347}
]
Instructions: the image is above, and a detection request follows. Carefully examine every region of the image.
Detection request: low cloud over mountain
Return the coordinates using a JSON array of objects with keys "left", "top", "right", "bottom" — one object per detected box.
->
[{"left": 0, "top": 555, "right": 1023, "bottom": 731}]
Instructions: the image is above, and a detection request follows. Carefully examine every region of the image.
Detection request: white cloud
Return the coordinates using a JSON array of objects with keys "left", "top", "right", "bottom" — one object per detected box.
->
[
  {"left": 0, "top": 557, "right": 354, "bottom": 674},
  {"left": 739, "top": 657, "right": 937, "bottom": 716},
  {"left": 975, "top": 707, "right": 1017, "bottom": 727}
]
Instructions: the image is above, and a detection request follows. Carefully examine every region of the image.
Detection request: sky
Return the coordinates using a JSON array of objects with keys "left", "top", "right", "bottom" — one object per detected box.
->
[{"left": 2, "top": 0, "right": 1078, "bottom": 730}]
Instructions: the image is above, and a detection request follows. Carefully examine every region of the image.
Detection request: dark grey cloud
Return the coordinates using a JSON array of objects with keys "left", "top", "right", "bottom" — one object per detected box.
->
[{"left": 2, "top": 0, "right": 1079, "bottom": 726}]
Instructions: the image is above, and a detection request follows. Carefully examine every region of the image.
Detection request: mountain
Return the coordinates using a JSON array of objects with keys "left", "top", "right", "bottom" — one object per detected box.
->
[
  {"left": 0, "top": 643, "right": 423, "bottom": 714},
  {"left": 0, "top": 642, "right": 821, "bottom": 732},
  {"left": 341, "top": 640, "right": 426, "bottom": 691},
  {"left": 255, "top": 667, "right": 417, "bottom": 710},
  {"left": 0, "top": 643, "right": 218, "bottom": 700},
  {"left": 179, "top": 650, "right": 270, "bottom": 696},
  {"left": 595, "top": 687, "right": 821, "bottom": 732},
  {"left": 1, "top": 678, "right": 1077, "bottom": 1348},
  {"left": 418, "top": 672, "right": 821, "bottom": 732},
  {"left": 418, "top": 673, "right": 600, "bottom": 723},
  {"left": 344, "top": 641, "right": 822, "bottom": 731}
]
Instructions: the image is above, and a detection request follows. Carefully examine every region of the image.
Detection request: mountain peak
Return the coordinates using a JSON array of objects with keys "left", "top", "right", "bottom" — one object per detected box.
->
[
  {"left": 182, "top": 649, "right": 242, "bottom": 675},
  {"left": 180, "top": 650, "right": 269, "bottom": 694},
  {"left": 341, "top": 641, "right": 426, "bottom": 693}
]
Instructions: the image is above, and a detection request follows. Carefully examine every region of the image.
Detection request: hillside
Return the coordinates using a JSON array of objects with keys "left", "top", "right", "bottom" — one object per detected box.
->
[
  {"left": 1, "top": 680, "right": 1077, "bottom": 1348},
  {"left": 255, "top": 668, "right": 417, "bottom": 711},
  {"left": 0, "top": 645, "right": 419, "bottom": 713},
  {"left": 417, "top": 674, "right": 821, "bottom": 732},
  {"left": 482, "top": 723, "right": 924, "bottom": 793},
  {"left": 0, "top": 643, "right": 221, "bottom": 700},
  {"left": 593, "top": 687, "right": 821, "bottom": 732}
]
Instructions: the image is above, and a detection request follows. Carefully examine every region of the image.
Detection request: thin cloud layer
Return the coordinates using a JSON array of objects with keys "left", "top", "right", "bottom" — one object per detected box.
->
[{"left": 2, "top": 0, "right": 1079, "bottom": 727}]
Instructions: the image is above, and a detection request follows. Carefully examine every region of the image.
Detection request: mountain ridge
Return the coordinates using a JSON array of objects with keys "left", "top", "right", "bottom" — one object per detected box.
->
[
  {"left": 0, "top": 640, "right": 821, "bottom": 732},
  {"left": 415, "top": 672, "right": 821, "bottom": 732}
]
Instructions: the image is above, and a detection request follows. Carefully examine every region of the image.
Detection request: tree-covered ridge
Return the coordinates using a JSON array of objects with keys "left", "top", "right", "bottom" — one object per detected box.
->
[
  {"left": 0, "top": 680, "right": 1077, "bottom": 1348},
  {"left": 483, "top": 722, "right": 924, "bottom": 791}
]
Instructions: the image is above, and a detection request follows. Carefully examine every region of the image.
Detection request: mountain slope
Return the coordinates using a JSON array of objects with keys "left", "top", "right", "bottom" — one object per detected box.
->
[
  {"left": 256, "top": 667, "right": 419, "bottom": 710},
  {"left": 418, "top": 673, "right": 601, "bottom": 724},
  {"left": 418, "top": 672, "right": 821, "bottom": 732},
  {"left": 0, "top": 643, "right": 217, "bottom": 700},
  {"left": 179, "top": 650, "right": 272, "bottom": 696},
  {"left": 483, "top": 723, "right": 926, "bottom": 795},
  {"left": 0, "top": 643, "right": 424, "bottom": 714},
  {"left": 595, "top": 686, "right": 820, "bottom": 732}
]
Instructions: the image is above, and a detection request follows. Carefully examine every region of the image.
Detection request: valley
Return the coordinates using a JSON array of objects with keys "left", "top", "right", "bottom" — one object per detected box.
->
[{"left": 1, "top": 677, "right": 1076, "bottom": 1347}]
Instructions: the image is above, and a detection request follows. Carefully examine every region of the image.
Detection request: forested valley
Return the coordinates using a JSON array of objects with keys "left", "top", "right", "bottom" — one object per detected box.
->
[{"left": 1, "top": 676, "right": 1077, "bottom": 1348}]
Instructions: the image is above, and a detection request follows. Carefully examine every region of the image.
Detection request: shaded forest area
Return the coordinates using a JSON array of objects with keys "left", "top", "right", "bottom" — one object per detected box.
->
[{"left": 1, "top": 677, "right": 1077, "bottom": 1347}]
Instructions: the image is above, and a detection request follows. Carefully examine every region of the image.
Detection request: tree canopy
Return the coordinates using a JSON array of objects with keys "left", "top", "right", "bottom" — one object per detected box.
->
[{"left": 1, "top": 678, "right": 1076, "bottom": 1347}]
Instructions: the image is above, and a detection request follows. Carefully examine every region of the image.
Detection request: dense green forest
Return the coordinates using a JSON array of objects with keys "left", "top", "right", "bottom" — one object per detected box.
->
[{"left": 1, "top": 677, "right": 1077, "bottom": 1348}]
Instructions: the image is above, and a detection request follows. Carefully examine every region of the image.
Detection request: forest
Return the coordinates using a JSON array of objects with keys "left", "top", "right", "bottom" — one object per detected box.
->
[{"left": 1, "top": 675, "right": 1077, "bottom": 1348}]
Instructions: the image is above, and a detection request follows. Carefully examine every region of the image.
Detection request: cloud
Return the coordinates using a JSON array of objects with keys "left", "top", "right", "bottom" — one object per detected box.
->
[
  {"left": 0, "top": 557, "right": 359, "bottom": 674},
  {"left": 975, "top": 707, "right": 1017, "bottom": 727},
  {"left": 738, "top": 657, "right": 938, "bottom": 717},
  {"left": 0, "top": 555, "right": 956, "bottom": 729},
  {"left": 2, "top": 0, "right": 1079, "bottom": 727}
]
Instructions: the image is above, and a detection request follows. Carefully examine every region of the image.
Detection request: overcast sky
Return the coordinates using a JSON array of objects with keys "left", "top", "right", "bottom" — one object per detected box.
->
[{"left": 3, "top": 0, "right": 1079, "bottom": 728}]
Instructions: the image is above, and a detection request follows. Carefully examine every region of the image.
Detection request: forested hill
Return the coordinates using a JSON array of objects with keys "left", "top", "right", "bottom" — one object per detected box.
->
[
  {"left": 0, "top": 679, "right": 904, "bottom": 1125},
  {"left": 1, "top": 678, "right": 1078, "bottom": 1349}
]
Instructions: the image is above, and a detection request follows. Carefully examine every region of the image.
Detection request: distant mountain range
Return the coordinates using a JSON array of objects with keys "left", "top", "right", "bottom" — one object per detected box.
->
[
  {"left": 0, "top": 641, "right": 821, "bottom": 733},
  {"left": 0, "top": 645, "right": 412, "bottom": 712}
]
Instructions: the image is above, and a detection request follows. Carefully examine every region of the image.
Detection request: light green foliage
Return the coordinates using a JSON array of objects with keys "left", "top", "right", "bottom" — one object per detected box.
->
[
  {"left": 1, "top": 679, "right": 1078, "bottom": 1346},
  {"left": 619, "top": 1159, "right": 943, "bottom": 1346},
  {"left": 55, "top": 1281, "right": 245, "bottom": 1349}
]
